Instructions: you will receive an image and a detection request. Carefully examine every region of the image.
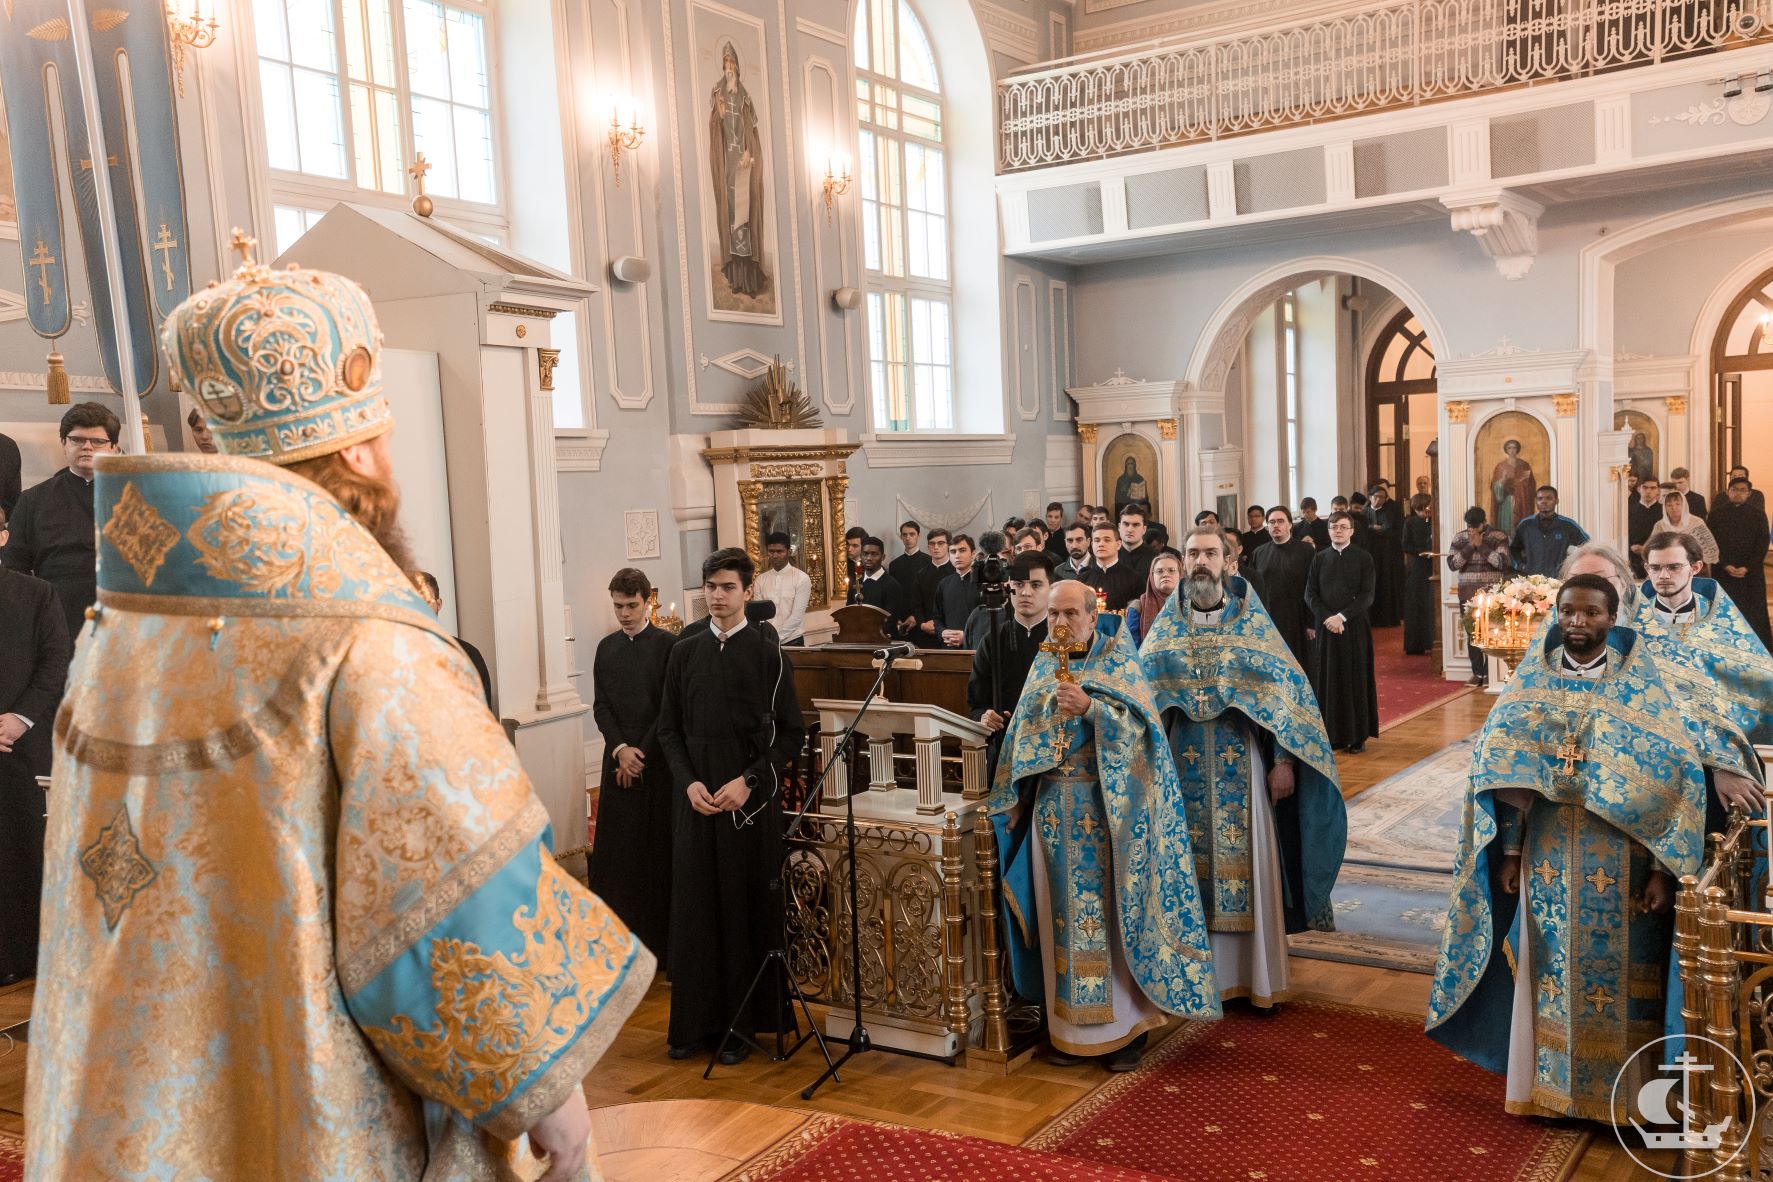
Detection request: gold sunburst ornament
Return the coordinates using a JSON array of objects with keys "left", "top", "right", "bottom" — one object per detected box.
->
[{"left": 733, "top": 356, "right": 821, "bottom": 430}]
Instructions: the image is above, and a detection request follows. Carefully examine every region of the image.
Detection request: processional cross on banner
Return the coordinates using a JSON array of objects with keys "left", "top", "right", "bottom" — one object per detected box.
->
[{"left": 1040, "top": 624, "right": 1089, "bottom": 761}]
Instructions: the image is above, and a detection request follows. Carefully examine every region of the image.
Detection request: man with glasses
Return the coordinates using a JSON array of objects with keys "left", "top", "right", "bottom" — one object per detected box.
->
[{"left": 2, "top": 402, "right": 119, "bottom": 647}]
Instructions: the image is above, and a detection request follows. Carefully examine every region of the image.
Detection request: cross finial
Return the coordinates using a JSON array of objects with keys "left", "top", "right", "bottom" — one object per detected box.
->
[
  {"left": 228, "top": 227, "right": 257, "bottom": 267},
  {"left": 409, "top": 153, "right": 434, "bottom": 217}
]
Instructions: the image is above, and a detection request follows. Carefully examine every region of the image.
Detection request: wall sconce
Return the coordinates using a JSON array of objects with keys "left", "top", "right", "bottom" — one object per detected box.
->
[
  {"left": 605, "top": 99, "right": 645, "bottom": 188},
  {"left": 820, "top": 153, "right": 852, "bottom": 224},
  {"left": 165, "top": 0, "right": 220, "bottom": 98}
]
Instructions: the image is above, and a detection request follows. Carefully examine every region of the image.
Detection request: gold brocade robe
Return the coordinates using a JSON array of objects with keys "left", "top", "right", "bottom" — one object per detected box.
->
[{"left": 26, "top": 455, "right": 653, "bottom": 1180}]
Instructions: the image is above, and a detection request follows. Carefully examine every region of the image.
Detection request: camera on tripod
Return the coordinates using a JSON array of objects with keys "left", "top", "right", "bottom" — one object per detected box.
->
[{"left": 977, "top": 555, "right": 1008, "bottom": 595}]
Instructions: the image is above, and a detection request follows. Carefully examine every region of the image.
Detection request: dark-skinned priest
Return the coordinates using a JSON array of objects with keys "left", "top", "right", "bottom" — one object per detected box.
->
[
  {"left": 1427, "top": 574, "right": 1706, "bottom": 1120},
  {"left": 988, "top": 580, "right": 1221, "bottom": 1072},
  {"left": 1630, "top": 531, "right": 1771, "bottom": 830},
  {"left": 1141, "top": 524, "right": 1346, "bottom": 1009}
]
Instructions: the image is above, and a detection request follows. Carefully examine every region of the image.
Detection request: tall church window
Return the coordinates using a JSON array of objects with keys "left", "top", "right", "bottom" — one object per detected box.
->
[
  {"left": 254, "top": 0, "right": 504, "bottom": 253},
  {"left": 855, "top": 0, "right": 952, "bottom": 432}
]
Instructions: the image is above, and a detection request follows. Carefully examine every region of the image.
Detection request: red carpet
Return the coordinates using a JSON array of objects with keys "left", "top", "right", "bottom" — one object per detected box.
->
[
  {"left": 730, "top": 1113, "right": 1164, "bottom": 1181},
  {"left": 0, "top": 1130, "right": 20, "bottom": 1182},
  {"left": 1372, "top": 626, "right": 1470, "bottom": 731},
  {"left": 1026, "top": 1003, "right": 1589, "bottom": 1181}
]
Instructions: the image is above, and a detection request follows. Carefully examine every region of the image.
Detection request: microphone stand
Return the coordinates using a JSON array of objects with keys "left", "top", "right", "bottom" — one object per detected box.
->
[{"left": 705, "top": 648, "right": 902, "bottom": 1092}]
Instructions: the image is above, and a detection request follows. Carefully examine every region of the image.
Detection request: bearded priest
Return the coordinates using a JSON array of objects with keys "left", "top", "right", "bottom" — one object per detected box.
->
[
  {"left": 1631, "top": 531, "right": 1772, "bottom": 829},
  {"left": 26, "top": 244, "right": 651, "bottom": 1181},
  {"left": 1427, "top": 574, "right": 1706, "bottom": 1120},
  {"left": 1140, "top": 524, "right": 1346, "bottom": 1009},
  {"left": 988, "top": 580, "right": 1221, "bottom": 1072}
]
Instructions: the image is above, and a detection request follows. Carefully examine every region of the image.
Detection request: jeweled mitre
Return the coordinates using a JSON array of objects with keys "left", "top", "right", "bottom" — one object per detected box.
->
[{"left": 162, "top": 258, "right": 393, "bottom": 465}]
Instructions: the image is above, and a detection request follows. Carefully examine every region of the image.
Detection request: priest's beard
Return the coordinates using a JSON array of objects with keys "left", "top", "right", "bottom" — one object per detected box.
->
[
  {"left": 1186, "top": 568, "right": 1224, "bottom": 610},
  {"left": 287, "top": 451, "right": 417, "bottom": 576}
]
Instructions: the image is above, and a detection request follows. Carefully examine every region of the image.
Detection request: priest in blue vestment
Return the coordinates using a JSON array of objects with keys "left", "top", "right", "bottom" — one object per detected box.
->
[
  {"left": 1140, "top": 524, "right": 1346, "bottom": 1008},
  {"left": 1427, "top": 575, "right": 1708, "bottom": 1121},
  {"left": 988, "top": 580, "right": 1220, "bottom": 1072}
]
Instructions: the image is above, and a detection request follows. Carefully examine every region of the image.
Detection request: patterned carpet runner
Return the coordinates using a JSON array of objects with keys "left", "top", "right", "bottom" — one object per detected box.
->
[
  {"left": 1289, "top": 736, "right": 1474, "bottom": 973},
  {"left": 727, "top": 1114, "right": 1166, "bottom": 1181},
  {"left": 1373, "top": 627, "right": 1471, "bottom": 732},
  {"left": 1025, "top": 1003, "right": 1589, "bottom": 1181},
  {"left": 0, "top": 1130, "right": 20, "bottom": 1182}
]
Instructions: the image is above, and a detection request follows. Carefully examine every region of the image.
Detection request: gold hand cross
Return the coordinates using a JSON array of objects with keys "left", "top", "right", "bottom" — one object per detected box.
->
[{"left": 1040, "top": 623, "right": 1090, "bottom": 761}]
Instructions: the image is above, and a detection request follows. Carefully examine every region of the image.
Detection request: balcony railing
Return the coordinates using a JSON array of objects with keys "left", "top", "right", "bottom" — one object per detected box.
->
[{"left": 999, "top": 0, "right": 1773, "bottom": 171}]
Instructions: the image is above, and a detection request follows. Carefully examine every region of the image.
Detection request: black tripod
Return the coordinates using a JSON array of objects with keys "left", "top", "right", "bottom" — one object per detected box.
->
[{"left": 704, "top": 650, "right": 902, "bottom": 1090}]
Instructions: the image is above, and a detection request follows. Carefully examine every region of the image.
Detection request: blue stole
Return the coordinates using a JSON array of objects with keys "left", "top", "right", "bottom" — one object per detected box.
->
[
  {"left": 1631, "top": 578, "right": 1773, "bottom": 773},
  {"left": 987, "top": 614, "right": 1221, "bottom": 1022},
  {"left": 1426, "top": 627, "right": 1705, "bottom": 1114},
  {"left": 1139, "top": 579, "right": 1346, "bottom": 933}
]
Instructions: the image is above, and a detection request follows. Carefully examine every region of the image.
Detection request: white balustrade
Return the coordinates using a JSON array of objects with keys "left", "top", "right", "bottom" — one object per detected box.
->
[{"left": 999, "top": 0, "right": 1773, "bottom": 170}]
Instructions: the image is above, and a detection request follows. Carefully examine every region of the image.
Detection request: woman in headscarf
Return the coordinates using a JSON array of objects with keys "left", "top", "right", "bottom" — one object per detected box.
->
[{"left": 1126, "top": 548, "right": 1181, "bottom": 647}]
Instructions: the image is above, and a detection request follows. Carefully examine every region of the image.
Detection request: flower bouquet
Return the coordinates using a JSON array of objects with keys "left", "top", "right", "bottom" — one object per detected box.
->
[{"left": 1465, "top": 574, "right": 1560, "bottom": 676}]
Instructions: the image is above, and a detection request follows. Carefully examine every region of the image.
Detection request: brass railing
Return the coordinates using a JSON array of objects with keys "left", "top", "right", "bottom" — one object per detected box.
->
[{"left": 1674, "top": 810, "right": 1771, "bottom": 1179}]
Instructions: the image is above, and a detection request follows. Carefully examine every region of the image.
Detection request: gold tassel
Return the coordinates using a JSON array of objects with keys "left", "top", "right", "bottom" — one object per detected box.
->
[{"left": 46, "top": 351, "right": 69, "bottom": 404}]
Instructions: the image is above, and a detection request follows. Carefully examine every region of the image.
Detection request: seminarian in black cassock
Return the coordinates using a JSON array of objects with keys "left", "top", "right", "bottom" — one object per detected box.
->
[
  {"left": 1245, "top": 518, "right": 1314, "bottom": 670},
  {"left": 1306, "top": 517, "right": 1380, "bottom": 752},
  {"left": 1402, "top": 501, "right": 1437, "bottom": 654},
  {"left": 658, "top": 549, "right": 805, "bottom": 1060},
  {"left": 1364, "top": 488, "right": 1406, "bottom": 628},
  {"left": 2, "top": 468, "right": 98, "bottom": 649},
  {"left": 0, "top": 553, "right": 70, "bottom": 982},
  {"left": 589, "top": 572, "right": 679, "bottom": 961},
  {"left": 1709, "top": 479, "right": 1771, "bottom": 650}
]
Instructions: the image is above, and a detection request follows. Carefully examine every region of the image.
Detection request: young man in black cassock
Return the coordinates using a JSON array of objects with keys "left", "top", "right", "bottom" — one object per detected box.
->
[
  {"left": 1246, "top": 505, "right": 1314, "bottom": 671},
  {"left": 0, "top": 505, "right": 70, "bottom": 983},
  {"left": 1, "top": 403, "right": 118, "bottom": 649},
  {"left": 1305, "top": 512, "right": 1379, "bottom": 752},
  {"left": 1364, "top": 485, "right": 1406, "bottom": 628},
  {"left": 588, "top": 568, "right": 678, "bottom": 961},
  {"left": 967, "top": 552, "right": 1052, "bottom": 773},
  {"left": 1710, "top": 476, "right": 1772, "bottom": 649},
  {"left": 657, "top": 548, "right": 804, "bottom": 1064},
  {"left": 0, "top": 431, "right": 19, "bottom": 518}
]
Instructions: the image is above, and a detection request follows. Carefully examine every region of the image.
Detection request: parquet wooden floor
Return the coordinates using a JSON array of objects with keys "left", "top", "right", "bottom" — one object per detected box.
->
[{"left": 0, "top": 692, "right": 1666, "bottom": 1177}]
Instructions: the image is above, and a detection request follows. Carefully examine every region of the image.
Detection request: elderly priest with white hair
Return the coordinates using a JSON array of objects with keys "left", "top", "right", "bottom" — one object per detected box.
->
[{"left": 988, "top": 580, "right": 1222, "bottom": 1072}]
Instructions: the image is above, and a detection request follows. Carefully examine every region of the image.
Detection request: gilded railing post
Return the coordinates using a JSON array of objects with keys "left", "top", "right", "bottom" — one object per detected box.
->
[
  {"left": 1674, "top": 873, "right": 1708, "bottom": 1177},
  {"left": 1699, "top": 886, "right": 1749, "bottom": 1182},
  {"left": 940, "top": 812, "right": 969, "bottom": 1050},
  {"left": 975, "top": 810, "right": 1009, "bottom": 1055}
]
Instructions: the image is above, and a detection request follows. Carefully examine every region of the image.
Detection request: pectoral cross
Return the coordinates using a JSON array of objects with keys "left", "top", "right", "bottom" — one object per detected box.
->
[
  {"left": 28, "top": 238, "right": 56, "bottom": 307},
  {"left": 152, "top": 223, "right": 179, "bottom": 292},
  {"left": 1040, "top": 623, "right": 1090, "bottom": 761},
  {"left": 1556, "top": 731, "right": 1582, "bottom": 776}
]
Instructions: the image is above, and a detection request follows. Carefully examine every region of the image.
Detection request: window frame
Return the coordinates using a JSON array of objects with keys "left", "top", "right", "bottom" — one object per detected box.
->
[
  {"left": 854, "top": 0, "right": 956, "bottom": 435},
  {"left": 253, "top": 0, "right": 511, "bottom": 253}
]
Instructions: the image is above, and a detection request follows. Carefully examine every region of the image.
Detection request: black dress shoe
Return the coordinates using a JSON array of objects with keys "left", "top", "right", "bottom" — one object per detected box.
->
[
  {"left": 667, "top": 1041, "right": 703, "bottom": 1060},
  {"left": 1346, "top": 741, "right": 1366, "bottom": 754},
  {"left": 1045, "top": 1045, "right": 1087, "bottom": 1067},
  {"left": 1105, "top": 1032, "right": 1149, "bottom": 1073},
  {"left": 718, "top": 1041, "right": 753, "bottom": 1066},
  {"left": 0, "top": 972, "right": 25, "bottom": 987}
]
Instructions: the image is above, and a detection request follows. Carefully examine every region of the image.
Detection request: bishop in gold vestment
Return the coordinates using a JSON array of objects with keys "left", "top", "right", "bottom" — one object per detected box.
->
[{"left": 26, "top": 254, "right": 651, "bottom": 1180}]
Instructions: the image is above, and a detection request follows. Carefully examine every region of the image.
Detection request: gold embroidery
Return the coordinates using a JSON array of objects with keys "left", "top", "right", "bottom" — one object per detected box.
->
[
  {"left": 187, "top": 483, "right": 308, "bottom": 594},
  {"left": 364, "top": 853, "right": 632, "bottom": 1121},
  {"left": 79, "top": 806, "right": 159, "bottom": 931},
  {"left": 102, "top": 482, "right": 181, "bottom": 586}
]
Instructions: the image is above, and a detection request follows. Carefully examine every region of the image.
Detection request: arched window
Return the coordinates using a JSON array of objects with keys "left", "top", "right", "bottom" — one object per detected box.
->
[
  {"left": 1711, "top": 264, "right": 1773, "bottom": 476},
  {"left": 854, "top": 0, "right": 952, "bottom": 433},
  {"left": 1365, "top": 309, "right": 1437, "bottom": 495}
]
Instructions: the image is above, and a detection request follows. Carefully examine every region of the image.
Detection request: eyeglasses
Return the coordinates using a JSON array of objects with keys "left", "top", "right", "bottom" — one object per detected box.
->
[{"left": 65, "top": 435, "right": 114, "bottom": 450}]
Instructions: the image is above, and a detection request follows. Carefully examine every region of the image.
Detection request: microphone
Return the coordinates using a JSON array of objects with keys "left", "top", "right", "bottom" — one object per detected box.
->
[{"left": 872, "top": 641, "right": 919, "bottom": 661}]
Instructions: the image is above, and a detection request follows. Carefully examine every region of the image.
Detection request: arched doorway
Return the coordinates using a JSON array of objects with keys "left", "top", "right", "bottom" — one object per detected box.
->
[
  {"left": 1711, "top": 263, "right": 1773, "bottom": 484},
  {"left": 1364, "top": 309, "right": 1439, "bottom": 499}
]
